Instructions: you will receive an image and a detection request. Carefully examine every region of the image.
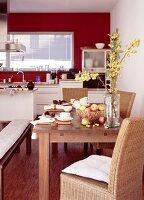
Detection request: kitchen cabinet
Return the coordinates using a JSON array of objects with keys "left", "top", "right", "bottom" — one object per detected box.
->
[
  {"left": 81, "top": 47, "right": 110, "bottom": 73},
  {"left": 81, "top": 47, "right": 110, "bottom": 89},
  {"left": 35, "top": 85, "right": 60, "bottom": 114},
  {"left": 0, "top": 88, "right": 37, "bottom": 121}
]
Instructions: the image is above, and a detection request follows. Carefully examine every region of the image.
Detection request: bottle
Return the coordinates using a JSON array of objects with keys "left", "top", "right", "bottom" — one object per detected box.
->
[
  {"left": 51, "top": 70, "right": 57, "bottom": 79},
  {"left": 54, "top": 76, "right": 58, "bottom": 84},
  {"left": 27, "top": 81, "right": 35, "bottom": 90}
]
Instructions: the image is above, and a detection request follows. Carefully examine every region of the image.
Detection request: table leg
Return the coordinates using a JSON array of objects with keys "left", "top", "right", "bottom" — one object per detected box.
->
[
  {"left": 39, "top": 132, "right": 50, "bottom": 200},
  {"left": 84, "top": 143, "right": 88, "bottom": 158}
]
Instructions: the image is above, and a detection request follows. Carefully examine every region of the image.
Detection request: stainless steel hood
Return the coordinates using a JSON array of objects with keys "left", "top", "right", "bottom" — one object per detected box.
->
[{"left": 0, "top": 0, "right": 26, "bottom": 52}]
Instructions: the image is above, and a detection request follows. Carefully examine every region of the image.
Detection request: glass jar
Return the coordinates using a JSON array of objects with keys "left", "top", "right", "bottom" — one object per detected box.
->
[{"left": 104, "top": 93, "right": 120, "bottom": 128}]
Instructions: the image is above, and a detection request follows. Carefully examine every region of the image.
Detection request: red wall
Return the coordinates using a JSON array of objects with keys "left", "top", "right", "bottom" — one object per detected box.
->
[
  {"left": 0, "top": 13, "right": 110, "bottom": 82},
  {"left": 8, "top": 13, "right": 110, "bottom": 70}
]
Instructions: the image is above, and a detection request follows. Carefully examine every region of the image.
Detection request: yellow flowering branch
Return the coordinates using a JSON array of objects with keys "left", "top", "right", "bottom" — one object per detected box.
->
[{"left": 75, "top": 29, "right": 140, "bottom": 95}]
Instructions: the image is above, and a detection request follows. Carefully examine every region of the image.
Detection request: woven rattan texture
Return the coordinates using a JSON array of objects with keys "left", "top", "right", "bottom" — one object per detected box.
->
[
  {"left": 62, "top": 88, "right": 88, "bottom": 102},
  {"left": 93, "top": 90, "right": 136, "bottom": 150},
  {"left": 60, "top": 118, "right": 144, "bottom": 200}
]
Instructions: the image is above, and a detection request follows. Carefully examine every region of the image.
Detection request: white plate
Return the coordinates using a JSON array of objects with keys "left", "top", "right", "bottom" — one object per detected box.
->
[{"left": 55, "top": 116, "right": 73, "bottom": 122}]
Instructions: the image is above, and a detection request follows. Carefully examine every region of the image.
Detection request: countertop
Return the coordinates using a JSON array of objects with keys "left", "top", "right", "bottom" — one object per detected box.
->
[
  {"left": 0, "top": 87, "right": 37, "bottom": 94},
  {"left": 0, "top": 81, "right": 105, "bottom": 91}
]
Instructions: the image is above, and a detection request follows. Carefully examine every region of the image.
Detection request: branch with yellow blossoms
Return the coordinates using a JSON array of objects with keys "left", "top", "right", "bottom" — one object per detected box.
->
[
  {"left": 107, "top": 28, "right": 140, "bottom": 94},
  {"left": 75, "top": 29, "right": 140, "bottom": 95}
]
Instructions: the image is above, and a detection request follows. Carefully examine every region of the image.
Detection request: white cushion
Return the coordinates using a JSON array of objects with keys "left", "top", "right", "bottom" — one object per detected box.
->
[
  {"left": 0, "top": 119, "right": 30, "bottom": 159},
  {"left": 62, "top": 155, "right": 111, "bottom": 183}
]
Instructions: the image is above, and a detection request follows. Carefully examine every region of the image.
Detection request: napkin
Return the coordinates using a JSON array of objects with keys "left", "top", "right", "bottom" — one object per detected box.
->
[{"left": 31, "top": 118, "right": 55, "bottom": 126}]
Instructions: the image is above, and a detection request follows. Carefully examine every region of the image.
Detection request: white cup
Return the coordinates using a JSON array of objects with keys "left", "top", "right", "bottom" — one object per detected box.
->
[
  {"left": 73, "top": 101, "right": 81, "bottom": 109},
  {"left": 63, "top": 105, "right": 72, "bottom": 112},
  {"left": 60, "top": 112, "right": 70, "bottom": 120},
  {"left": 61, "top": 74, "right": 67, "bottom": 79},
  {"left": 46, "top": 73, "right": 51, "bottom": 82},
  {"left": 70, "top": 98, "right": 75, "bottom": 104},
  {"left": 80, "top": 97, "right": 88, "bottom": 106}
]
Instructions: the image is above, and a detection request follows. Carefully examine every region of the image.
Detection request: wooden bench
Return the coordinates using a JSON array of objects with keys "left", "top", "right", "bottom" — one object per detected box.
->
[{"left": 0, "top": 119, "right": 32, "bottom": 200}]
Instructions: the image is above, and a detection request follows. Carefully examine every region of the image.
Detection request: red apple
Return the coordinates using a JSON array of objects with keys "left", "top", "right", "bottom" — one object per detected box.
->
[
  {"left": 85, "top": 107, "right": 91, "bottom": 112},
  {"left": 98, "top": 116, "right": 105, "bottom": 124}
]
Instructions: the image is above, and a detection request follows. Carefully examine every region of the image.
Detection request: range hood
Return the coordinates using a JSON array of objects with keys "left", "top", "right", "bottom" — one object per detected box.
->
[{"left": 0, "top": 0, "right": 26, "bottom": 52}]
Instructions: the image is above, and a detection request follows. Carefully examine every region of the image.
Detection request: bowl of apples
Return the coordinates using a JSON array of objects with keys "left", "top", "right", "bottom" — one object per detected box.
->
[{"left": 76, "top": 103, "right": 105, "bottom": 125}]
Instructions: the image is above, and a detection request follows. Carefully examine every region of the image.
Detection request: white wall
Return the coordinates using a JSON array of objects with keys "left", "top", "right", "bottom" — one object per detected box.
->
[{"left": 111, "top": 0, "right": 144, "bottom": 117}]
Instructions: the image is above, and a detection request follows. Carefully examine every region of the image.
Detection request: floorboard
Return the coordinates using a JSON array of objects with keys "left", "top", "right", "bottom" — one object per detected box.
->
[{"left": 3, "top": 140, "right": 144, "bottom": 200}]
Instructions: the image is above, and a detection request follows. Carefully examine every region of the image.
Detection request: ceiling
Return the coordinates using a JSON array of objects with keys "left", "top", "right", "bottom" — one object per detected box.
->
[{"left": 9, "top": 0, "right": 119, "bottom": 13}]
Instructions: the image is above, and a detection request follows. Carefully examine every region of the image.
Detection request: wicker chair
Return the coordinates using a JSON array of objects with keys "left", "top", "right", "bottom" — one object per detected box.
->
[
  {"left": 60, "top": 117, "right": 144, "bottom": 200},
  {"left": 62, "top": 88, "right": 88, "bottom": 102},
  {"left": 91, "top": 90, "right": 136, "bottom": 153},
  {"left": 118, "top": 90, "right": 136, "bottom": 118}
]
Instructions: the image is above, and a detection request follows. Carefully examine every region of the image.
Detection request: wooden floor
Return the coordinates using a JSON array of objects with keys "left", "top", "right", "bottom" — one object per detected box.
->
[{"left": 3, "top": 139, "right": 144, "bottom": 200}]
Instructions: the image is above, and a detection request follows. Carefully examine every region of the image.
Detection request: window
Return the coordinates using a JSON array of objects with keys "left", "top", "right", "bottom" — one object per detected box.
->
[{"left": 9, "top": 32, "right": 73, "bottom": 71}]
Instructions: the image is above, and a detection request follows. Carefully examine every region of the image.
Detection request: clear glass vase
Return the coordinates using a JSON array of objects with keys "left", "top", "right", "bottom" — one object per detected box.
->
[{"left": 104, "top": 93, "right": 120, "bottom": 128}]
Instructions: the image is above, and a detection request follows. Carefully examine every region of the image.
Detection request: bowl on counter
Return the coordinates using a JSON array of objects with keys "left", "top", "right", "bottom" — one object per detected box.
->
[{"left": 95, "top": 43, "right": 105, "bottom": 49}]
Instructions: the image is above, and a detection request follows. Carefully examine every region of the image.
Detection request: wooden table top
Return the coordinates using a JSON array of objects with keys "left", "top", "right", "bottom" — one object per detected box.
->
[{"left": 33, "top": 110, "right": 120, "bottom": 142}]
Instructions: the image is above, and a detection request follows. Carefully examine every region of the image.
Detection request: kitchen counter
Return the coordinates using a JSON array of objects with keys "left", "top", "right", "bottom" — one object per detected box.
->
[
  {"left": 0, "top": 87, "right": 37, "bottom": 121},
  {"left": 0, "top": 88, "right": 37, "bottom": 95},
  {"left": 0, "top": 81, "right": 105, "bottom": 91}
]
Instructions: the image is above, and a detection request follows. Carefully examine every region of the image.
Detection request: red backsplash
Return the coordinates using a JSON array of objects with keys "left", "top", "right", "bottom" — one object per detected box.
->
[{"left": 0, "top": 71, "right": 69, "bottom": 82}]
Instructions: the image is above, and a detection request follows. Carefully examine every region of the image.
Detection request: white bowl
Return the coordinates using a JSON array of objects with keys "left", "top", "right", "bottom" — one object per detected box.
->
[
  {"left": 63, "top": 105, "right": 72, "bottom": 112},
  {"left": 95, "top": 43, "right": 105, "bottom": 49}
]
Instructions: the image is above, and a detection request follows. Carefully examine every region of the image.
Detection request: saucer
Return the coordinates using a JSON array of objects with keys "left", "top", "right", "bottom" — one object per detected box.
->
[{"left": 55, "top": 116, "right": 73, "bottom": 122}]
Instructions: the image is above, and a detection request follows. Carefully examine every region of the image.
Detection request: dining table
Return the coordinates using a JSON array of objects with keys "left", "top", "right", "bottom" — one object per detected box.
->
[{"left": 33, "top": 110, "right": 120, "bottom": 200}]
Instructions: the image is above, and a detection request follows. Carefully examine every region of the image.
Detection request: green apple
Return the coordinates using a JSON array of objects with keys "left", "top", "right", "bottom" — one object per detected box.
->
[
  {"left": 81, "top": 118, "right": 90, "bottom": 126},
  {"left": 98, "top": 104, "right": 105, "bottom": 111},
  {"left": 90, "top": 104, "right": 98, "bottom": 111},
  {"left": 79, "top": 105, "right": 86, "bottom": 111}
]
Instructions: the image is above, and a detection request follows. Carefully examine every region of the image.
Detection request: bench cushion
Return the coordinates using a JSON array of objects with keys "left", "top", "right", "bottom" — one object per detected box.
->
[{"left": 0, "top": 119, "right": 30, "bottom": 159}]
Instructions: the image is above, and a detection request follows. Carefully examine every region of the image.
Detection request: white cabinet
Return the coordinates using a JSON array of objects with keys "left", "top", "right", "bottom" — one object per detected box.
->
[
  {"left": 35, "top": 85, "right": 60, "bottom": 115},
  {"left": 81, "top": 47, "right": 110, "bottom": 90},
  {"left": 81, "top": 47, "right": 110, "bottom": 73}
]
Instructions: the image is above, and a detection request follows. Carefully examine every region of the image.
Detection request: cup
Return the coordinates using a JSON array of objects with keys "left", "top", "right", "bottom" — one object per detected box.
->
[
  {"left": 61, "top": 74, "right": 67, "bottom": 80},
  {"left": 8, "top": 77, "right": 12, "bottom": 83},
  {"left": 63, "top": 105, "right": 72, "bottom": 112},
  {"left": 3, "top": 79, "right": 6, "bottom": 83},
  {"left": 46, "top": 73, "right": 51, "bottom": 82},
  {"left": 60, "top": 112, "right": 71, "bottom": 120},
  {"left": 70, "top": 99, "right": 75, "bottom": 104},
  {"left": 36, "top": 76, "right": 41, "bottom": 83},
  {"left": 73, "top": 100, "right": 81, "bottom": 109}
]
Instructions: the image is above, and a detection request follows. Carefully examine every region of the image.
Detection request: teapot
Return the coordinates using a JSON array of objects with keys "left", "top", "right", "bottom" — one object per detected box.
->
[{"left": 27, "top": 81, "right": 35, "bottom": 90}]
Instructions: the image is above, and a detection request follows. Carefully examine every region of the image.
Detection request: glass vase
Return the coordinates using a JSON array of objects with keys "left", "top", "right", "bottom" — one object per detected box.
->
[{"left": 104, "top": 93, "right": 120, "bottom": 128}]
